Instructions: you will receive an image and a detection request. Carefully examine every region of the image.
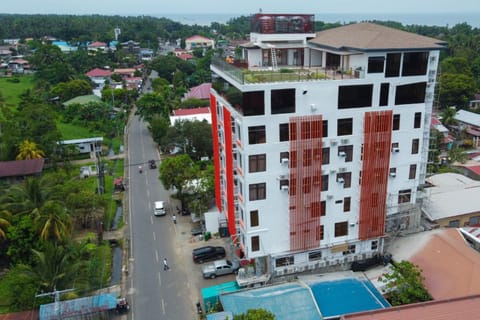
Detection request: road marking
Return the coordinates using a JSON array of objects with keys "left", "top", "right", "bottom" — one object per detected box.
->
[
  {"left": 158, "top": 271, "right": 162, "bottom": 286},
  {"left": 155, "top": 249, "right": 159, "bottom": 263},
  {"left": 150, "top": 215, "right": 153, "bottom": 224},
  {"left": 153, "top": 231, "right": 156, "bottom": 241},
  {"left": 161, "top": 298, "right": 165, "bottom": 314}
]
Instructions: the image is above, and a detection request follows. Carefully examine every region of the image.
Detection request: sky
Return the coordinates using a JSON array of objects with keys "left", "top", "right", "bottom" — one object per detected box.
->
[{"left": 1, "top": 0, "right": 479, "bottom": 16}]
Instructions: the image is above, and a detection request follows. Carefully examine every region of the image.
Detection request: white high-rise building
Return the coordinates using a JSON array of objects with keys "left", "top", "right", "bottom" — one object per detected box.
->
[{"left": 209, "top": 14, "right": 446, "bottom": 276}]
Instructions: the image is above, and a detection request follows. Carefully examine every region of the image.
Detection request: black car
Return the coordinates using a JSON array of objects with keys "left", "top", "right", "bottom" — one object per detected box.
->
[
  {"left": 192, "top": 246, "right": 226, "bottom": 263},
  {"left": 149, "top": 159, "right": 157, "bottom": 169}
]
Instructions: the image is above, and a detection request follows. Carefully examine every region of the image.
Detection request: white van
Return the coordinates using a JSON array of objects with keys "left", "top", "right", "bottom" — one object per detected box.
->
[{"left": 153, "top": 201, "right": 166, "bottom": 216}]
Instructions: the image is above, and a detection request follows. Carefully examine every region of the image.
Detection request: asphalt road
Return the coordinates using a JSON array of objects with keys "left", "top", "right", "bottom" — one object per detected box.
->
[{"left": 127, "top": 115, "right": 194, "bottom": 320}]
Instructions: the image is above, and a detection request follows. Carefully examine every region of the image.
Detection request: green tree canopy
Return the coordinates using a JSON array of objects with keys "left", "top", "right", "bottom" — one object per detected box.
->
[
  {"left": 233, "top": 308, "right": 275, "bottom": 320},
  {"left": 159, "top": 154, "right": 197, "bottom": 197},
  {"left": 379, "top": 260, "right": 431, "bottom": 306}
]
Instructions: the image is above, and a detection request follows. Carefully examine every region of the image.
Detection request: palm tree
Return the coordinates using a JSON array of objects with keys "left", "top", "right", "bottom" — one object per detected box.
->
[
  {"left": 34, "top": 201, "right": 72, "bottom": 242},
  {"left": 440, "top": 106, "right": 458, "bottom": 128},
  {"left": 0, "top": 177, "right": 49, "bottom": 216},
  {"left": 16, "top": 139, "right": 45, "bottom": 160},
  {"left": 0, "top": 209, "right": 12, "bottom": 240}
]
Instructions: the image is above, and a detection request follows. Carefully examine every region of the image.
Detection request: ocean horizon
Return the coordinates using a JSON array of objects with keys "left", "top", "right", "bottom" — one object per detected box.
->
[{"left": 156, "top": 12, "right": 480, "bottom": 28}]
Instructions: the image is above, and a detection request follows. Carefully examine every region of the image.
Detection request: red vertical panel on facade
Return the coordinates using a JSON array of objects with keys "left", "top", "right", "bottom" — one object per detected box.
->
[
  {"left": 223, "top": 108, "right": 236, "bottom": 238},
  {"left": 359, "top": 110, "right": 393, "bottom": 240},
  {"left": 289, "top": 115, "right": 323, "bottom": 251},
  {"left": 210, "top": 93, "right": 222, "bottom": 212}
]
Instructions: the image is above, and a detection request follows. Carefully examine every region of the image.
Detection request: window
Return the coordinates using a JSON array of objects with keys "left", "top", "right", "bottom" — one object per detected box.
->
[
  {"left": 414, "top": 112, "right": 422, "bottom": 128},
  {"left": 393, "top": 114, "right": 400, "bottom": 130},
  {"left": 385, "top": 53, "right": 401, "bottom": 77},
  {"left": 251, "top": 236, "right": 260, "bottom": 251},
  {"left": 309, "top": 250, "right": 322, "bottom": 261},
  {"left": 249, "top": 154, "right": 266, "bottom": 173},
  {"left": 279, "top": 123, "right": 289, "bottom": 141},
  {"left": 334, "top": 221, "right": 348, "bottom": 237},
  {"left": 338, "top": 145, "right": 353, "bottom": 162},
  {"left": 303, "top": 149, "right": 312, "bottom": 167},
  {"left": 243, "top": 91, "right": 265, "bottom": 116},
  {"left": 343, "top": 197, "right": 351, "bottom": 212},
  {"left": 469, "top": 216, "right": 480, "bottom": 226},
  {"left": 448, "top": 220, "right": 460, "bottom": 228},
  {"left": 321, "top": 174, "right": 329, "bottom": 191},
  {"left": 271, "top": 89, "right": 296, "bottom": 114},
  {"left": 398, "top": 189, "right": 411, "bottom": 204},
  {"left": 311, "top": 201, "right": 325, "bottom": 217},
  {"left": 316, "top": 225, "right": 324, "bottom": 240},
  {"left": 337, "top": 118, "right": 353, "bottom": 136},
  {"left": 248, "top": 126, "right": 266, "bottom": 144},
  {"left": 368, "top": 56, "right": 385, "bottom": 73},
  {"left": 275, "top": 256, "right": 294, "bottom": 267},
  {"left": 395, "top": 82, "right": 427, "bottom": 105},
  {"left": 322, "top": 148, "right": 330, "bottom": 165},
  {"left": 249, "top": 183, "right": 266, "bottom": 201},
  {"left": 409, "top": 164, "right": 417, "bottom": 179},
  {"left": 250, "top": 210, "right": 259, "bottom": 227},
  {"left": 371, "top": 240, "right": 378, "bottom": 250},
  {"left": 323, "top": 120, "right": 328, "bottom": 137},
  {"left": 343, "top": 244, "right": 356, "bottom": 255},
  {"left": 402, "top": 52, "right": 429, "bottom": 76},
  {"left": 279, "top": 179, "right": 289, "bottom": 189},
  {"left": 338, "top": 85, "right": 373, "bottom": 109},
  {"left": 411, "top": 139, "right": 419, "bottom": 154},
  {"left": 280, "top": 151, "right": 289, "bottom": 162},
  {"left": 379, "top": 83, "right": 389, "bottom": 106},
  {"left": 337, "top": 172, "right": 352, "bottom": 188}
]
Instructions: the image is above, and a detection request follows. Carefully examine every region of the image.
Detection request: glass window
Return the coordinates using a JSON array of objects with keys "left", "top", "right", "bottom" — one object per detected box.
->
[
  {"left": 393, "top": 114, "right": 400, "bottom": 131},
  {"left": 448, "top": 220, "right": 460, "bottom": 228},
  {"left": 248, "top": 126, "right": 266, "bottom": 144},
  {"left": 398, "top": 189, "right": 412, "bottom": 204},
  {"left": 338, "top": 85, "right": 373, "bottom": 109},
  {"left": 343, "top": 197, "right": 351, "bottom": 212},
  {"left": 321, "top": 174, "right": 329, "bottom": 191},
  {"left": 275, "top": 256, "right": 294, "bottom": 267},
  {"left": 414, "top": 112, "right": 422, "bottom": 128},
  {"left": 309, "top": 250, "right": 322, "bottom": 261},
  {"left": 279, "top": 123, "right": 289, "bottom": 141},
  {"left": 379, "top": 83, "right": 389, "bottom": 106},
  {"left": 323, "top": 120, "right": 328, "bottom": 137},
  {"left": 338, "top": 145, "right": 353, "bottom": 162},
  {"left": 409, "top": 164, "right": 417, "bottom": 179},
  {"left": 412, "top": 139, "right": 419, "bottom": 154},
  {"left": 271, "top": 89, "right": 296, "bottom": 114},
  {"left": 249, "top": 183, "right": 266, "bottom": 201},
  {"left": 334, "top": 221, "right": 348, "bottom": 237},
  {"left": 402, "top": 52, "right": 429, "bottom": 76},
  {"left": 322, "top": 148, "right": 330, "bottom": 165},
  {"left": 368, "top": 56, "right": 385, "bottom": 73},
  {"left": 316, "top": 225, "right": 324, "bottom": 240},
  {"left": 337, "top": 118, "right": 353, "bottom": 136},
  {"left": 385, "top": 53, "right": 401, "bottom": 77},
  {"left": 250, "top": 210, "right": 259, "bottom": 227},
  {"left": 251, "top": 235, "right": 260, "bottom": 251},
  {"left": 280, "top": 151, "right": 289, "bottom": 162},
  {"left": 249, "top": 154, "right": 266, "bottom": 173}
]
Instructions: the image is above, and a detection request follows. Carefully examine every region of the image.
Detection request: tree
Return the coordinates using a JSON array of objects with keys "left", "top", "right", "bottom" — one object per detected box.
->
[
  {"left": 438, "top": 73, "right": 476, "bottom": 109},
  {"left": 0, "top": 209, "right": 12, "bottom": 240},
  {"left": 16, "top": 139, "right": 45, "bottom": 160},
  {"left": 159, "top": 154, "right": 197, "bottom": 198},
  {"left": 135, "top": 92, "right": 167, "bottom": 122},
  {"left": 440, "top": 106, "right": 457, "bottom": 127},
  {"left": 379, "top": 260, "right": 431, "bottom": 306},
  {"left": 34, "top": 200, "right": 72, "bottom": 242},
  {"left": 149, "top": 115, "right": 170, "bottom": 147},
  {"left": 448, "top": 146, "right": 468, "bottom": 164},
  {"left": 50, "top": 79, "right": 93, "bottom": 102},
  {"left": 233, "top": 308, "right": 275, "bottom": 320}
]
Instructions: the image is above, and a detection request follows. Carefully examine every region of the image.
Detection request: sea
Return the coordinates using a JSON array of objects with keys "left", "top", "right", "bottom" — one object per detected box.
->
[{"left": 157, "top": 12, "right": 480, "bottom": 28}]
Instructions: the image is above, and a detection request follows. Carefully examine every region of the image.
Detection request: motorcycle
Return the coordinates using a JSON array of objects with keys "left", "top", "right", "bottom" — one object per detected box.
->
[
  {"left": 138, "top": 166, "right": 143, "bottom": 174},
  {"left": 196, "top": 302, "right": 203, "bottom": 314}
]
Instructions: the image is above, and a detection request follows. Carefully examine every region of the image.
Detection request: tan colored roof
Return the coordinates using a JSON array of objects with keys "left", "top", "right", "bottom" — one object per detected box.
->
[
  {"left": 341, "top": 294, "right": 480, "bottom": 320},
  {"left": 309, "top": 22, "right": 446, "bottom": 51},
  {"left": 389, "top": 228, "right": 480, "bottom": 300}
]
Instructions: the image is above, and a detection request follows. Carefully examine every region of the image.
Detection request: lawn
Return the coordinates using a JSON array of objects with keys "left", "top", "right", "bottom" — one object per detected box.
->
[
  {"left": 56, "top": 122, "right": 103, "bottom": 140},
  {"left": 0, "top": 75, "right": 35, "bottom": 109}
]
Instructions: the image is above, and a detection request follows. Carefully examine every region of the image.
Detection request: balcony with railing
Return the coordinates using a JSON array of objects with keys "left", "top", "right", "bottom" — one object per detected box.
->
[{"left": 211, "top": 56, "right": 364, "bottom": 85}]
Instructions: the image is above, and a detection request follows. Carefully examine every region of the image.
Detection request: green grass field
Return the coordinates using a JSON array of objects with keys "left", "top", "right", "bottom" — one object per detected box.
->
[
  {"left": 0, "top": 75, "right": 35, "bottom": 109},
  {"left": 56, "top": 122, "right": 103, "bottom": 140}
]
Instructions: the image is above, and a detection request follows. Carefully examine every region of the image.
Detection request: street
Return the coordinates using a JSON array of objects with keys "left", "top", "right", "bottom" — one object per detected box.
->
[{"left": 127, "top": 114, "right": 193, "bottom": 320}]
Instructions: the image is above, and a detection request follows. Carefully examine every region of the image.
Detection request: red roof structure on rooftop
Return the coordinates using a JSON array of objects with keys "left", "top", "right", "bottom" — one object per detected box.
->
[
  {"left": 85, "top": 68, "right": 112, "bottom": 77},
  {"left": 0, "top": 158, "right": 45, "bottom": 178},
  {"left": 173, "top": 107, "right": 210, "bottom": 116},
  {"left": 185, "top": 83, "right": 211, "bottom": 100}
]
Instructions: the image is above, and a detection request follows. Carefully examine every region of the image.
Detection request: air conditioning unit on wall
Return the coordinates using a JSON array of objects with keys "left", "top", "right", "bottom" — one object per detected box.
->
[{"left": 281, "top": 185, "right": 289, "bottom": 191}]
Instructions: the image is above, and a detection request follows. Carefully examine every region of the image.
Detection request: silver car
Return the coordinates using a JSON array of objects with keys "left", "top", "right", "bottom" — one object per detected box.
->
[{"left": 201, "top": 259, "right": 240, "bottom": 279}]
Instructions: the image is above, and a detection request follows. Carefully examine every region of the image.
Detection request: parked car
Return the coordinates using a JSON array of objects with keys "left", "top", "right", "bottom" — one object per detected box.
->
[
  {"left": 149, "top": 159, "right": 157, "bottom": 169},
  {"left": 202, "top": 259, "right": 240, "bottom": 279},
  {"left": 192, "top": 246, "right": 226, "bottom": 263}
]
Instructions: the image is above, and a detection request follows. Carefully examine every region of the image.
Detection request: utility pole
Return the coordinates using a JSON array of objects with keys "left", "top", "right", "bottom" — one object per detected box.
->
[{"left": 36, "top": 287, "right": 75, "bottom": 318}]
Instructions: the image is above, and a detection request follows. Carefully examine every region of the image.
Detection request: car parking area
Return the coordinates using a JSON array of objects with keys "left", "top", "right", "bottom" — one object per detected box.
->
[{"left": 170, "top": 211, "right": 236, "bottom": 310}]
